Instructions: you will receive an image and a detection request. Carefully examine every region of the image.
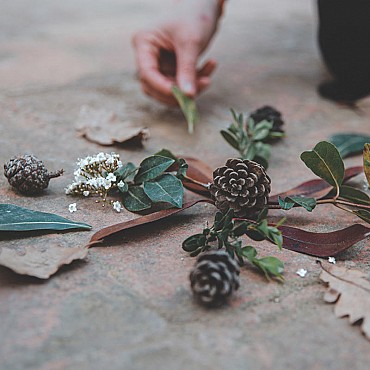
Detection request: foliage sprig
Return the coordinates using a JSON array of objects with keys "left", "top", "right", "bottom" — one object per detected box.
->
[{"left": 182, "top": 208, "right": 285, "bottom": 281}]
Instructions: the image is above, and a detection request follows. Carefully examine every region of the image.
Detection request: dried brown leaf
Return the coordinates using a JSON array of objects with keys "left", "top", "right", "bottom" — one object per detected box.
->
[
  {"left": 279, "top": 224, "right": 370, "bottom": 257},
  {"left": 89, "top": 199, "right": 214, "bottom": 245},
  {"left": 0, "top": 243, "right": 88, "bottom": 279},
  {"left": 76, "top": 105, "right": 149, "bottom": 146},
  {"left": 320, "top": 263, "right": 370, "bottom": 340}
]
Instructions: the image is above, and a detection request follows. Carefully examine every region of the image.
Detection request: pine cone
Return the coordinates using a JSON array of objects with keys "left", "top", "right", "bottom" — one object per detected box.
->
[
  {"left": 249, "top": 105, "right": 284, "bottom": 133},
  {"left": 190, "top": 250, "right": 240, "bottom": 307},
  {"left": 4, "top": 155, "right": 63, "bottom": 195},
  {"left": 210, "top": 158, "right": 271, "bottom": 218}
]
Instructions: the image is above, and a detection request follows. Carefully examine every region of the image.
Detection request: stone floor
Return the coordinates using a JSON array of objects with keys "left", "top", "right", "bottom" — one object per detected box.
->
[{"left": 1, "top": 1, "right": 370, "bottom": 369}]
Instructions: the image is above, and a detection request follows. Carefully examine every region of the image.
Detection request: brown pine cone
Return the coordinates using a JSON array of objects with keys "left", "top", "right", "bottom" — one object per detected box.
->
[
  {"left": 189, "top": 250, "right": 240, "bottom": 307},
  {"left": 210, "top": 158, "right": 271, "bottom": 218},
  {"left": 4, "top": 155, "right": 63, "bottom": 195},
  {"left": 249, "top": 105, "right": 284, "bottom": 133}
]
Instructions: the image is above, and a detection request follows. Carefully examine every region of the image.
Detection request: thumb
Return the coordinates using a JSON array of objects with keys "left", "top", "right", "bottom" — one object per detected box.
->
[{"left": 175, "top": 42, "right": 200, "bottom": 96}]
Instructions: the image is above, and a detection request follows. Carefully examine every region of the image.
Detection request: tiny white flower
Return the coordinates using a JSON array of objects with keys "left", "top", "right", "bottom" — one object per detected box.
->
[
  {"left": 117, "top": 161, "right": 123, "bottom": 168},
  {"left": 113, "top": 201, "right": 122, "bottom": 213},
  {"left": 117, "top": 180, "right": 125, "bottom": 188},
  {"left": 104, "top": 180, "right": 112, "bottom": 190},
  {"left": 96, "top": 152, "right": 106, "bottom": 162},
  {"left": 106, "top": 173, "right": 116, "bottom": 182},
  {"left": 83, "top": 191, "right": 90, "bottom": 197},
  {"left": 68, "top": 203, "right": 77, "bottom": 213},
  {"left": 296, "top": 268, "right": 307, "bottom": 278},
  {"left": 328, "top": 257, "right": 336, "bottom": 264}
]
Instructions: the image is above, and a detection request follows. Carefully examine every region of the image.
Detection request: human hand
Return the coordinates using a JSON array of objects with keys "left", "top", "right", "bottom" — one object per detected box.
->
[{"left": 132, "top": 0, "right": 224, "bottom": 105}]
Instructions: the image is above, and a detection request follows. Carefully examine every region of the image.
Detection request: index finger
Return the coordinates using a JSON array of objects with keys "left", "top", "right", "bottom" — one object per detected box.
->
[{"left": 134, "top": 35, "right": 174, "bottom": 97}]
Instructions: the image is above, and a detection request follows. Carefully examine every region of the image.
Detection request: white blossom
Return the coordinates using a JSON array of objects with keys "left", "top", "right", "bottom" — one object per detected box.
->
[
  {"left": 328, "top": 257, "right": 336, "bottom": 264},
  {"left": 296, "top": 268, "right": 307, "bottom": 278},
  {"left": 83, "top": 191, "right": 90, "bottom": 197},
  {"left": 113, "top": 201, "right": 122, "bottom": 213},
  {"left": 106, "top": 173, "right": 116, "bottom": 182},
  {"left": 68, "top": 203, "right": 77, "bottom": 213}
]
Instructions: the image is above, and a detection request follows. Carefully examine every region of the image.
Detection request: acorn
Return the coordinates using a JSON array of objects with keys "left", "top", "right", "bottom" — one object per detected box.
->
[{"left": 4, "top": 155, "right": 63, "bottom": 195}]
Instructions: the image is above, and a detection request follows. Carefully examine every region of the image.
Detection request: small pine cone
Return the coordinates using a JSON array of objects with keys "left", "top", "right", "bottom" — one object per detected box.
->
[
  {"left": 209, "top": 158, "right": 271, "bottom": 218},
  {"left": 190, "top": 250, "right": 240, "bottom": 307},
  {"left": 4, "top": 155, "right": 63, "bottom": 195},
  {"left": 249, "top": 105, "right": 284, "bottom": 132}
]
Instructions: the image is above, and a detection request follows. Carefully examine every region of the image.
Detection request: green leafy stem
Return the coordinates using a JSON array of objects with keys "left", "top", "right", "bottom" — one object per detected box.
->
[{"left": 182, "top": 208, "right": 285, "bottom": 282}]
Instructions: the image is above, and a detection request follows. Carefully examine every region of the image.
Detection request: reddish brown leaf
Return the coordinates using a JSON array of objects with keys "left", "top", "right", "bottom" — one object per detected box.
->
[
  {"left": 89, "top": 199, "right": 213, "bottom": 245},
  {"left": 269, "top": 166, "right": 363, "bottom": 204},
  {"left": 279, "top": 224, "right": 370, "bottom": 257}
]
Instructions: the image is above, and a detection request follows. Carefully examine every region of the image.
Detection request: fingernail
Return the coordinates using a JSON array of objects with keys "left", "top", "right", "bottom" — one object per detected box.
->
[{"left": 180, "top": 81, "right": 195, "bottom": 94}]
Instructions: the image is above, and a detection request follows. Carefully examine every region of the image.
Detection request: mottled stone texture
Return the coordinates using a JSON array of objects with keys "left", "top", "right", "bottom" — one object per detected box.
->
[{"left": 1, "top": 1, "right": 370, "bottom": 369}]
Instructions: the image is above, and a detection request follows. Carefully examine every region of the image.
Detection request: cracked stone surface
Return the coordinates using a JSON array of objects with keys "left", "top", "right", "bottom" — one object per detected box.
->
[{"left": 1, "top": 1, "right": 370, "bottom": 369}]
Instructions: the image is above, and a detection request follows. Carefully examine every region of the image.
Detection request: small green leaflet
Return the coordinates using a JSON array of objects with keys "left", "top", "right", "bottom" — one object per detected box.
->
[
  {"left": 172, "top": 86, "right": 199, "bottom": 134},
  {"left": 330, "top": 133, "right": 370, "bottom": 158},
  {"left": 122, "top": 186, "right": 152, "bottom": 212},
  {"left": 300, "top": 141, "right": 344, "bottom": 190},
  {"left": 114, "top": 162, "right": 137, "bottom": 182},
  {"left": 241, "top": 246, "right": 284, "bottom": 281},
  {"left": 278, "top": 196, "right": 317, "bottom": 212},
  {"left": 134, "top": 155, "right": 175, "bottom": 183},
  {"left": 363, "top": 144, "right": 370, "bottom": 187},
  {"left": 0, "top": 204, "right": 91, "bottom": 232},
  {"left": 144, "top": 174, "right": 184, "bottom": 208}
]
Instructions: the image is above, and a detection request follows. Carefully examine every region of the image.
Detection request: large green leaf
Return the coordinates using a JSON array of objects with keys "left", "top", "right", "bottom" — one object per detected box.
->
[
  {"left": 122, "top": 186, "right": 152, "bottom": 212},
  {"left": 0, "top": 204, "right": 91, "bottom": 232},
  {"left": 172, "top": 86, "right": 199, "bottom": 134},
  {"left": 330, "top": 133, "right": 370, "bottom": 158},
  {"left": 134, "top": 155, "right": 175, "bottom": 183},
  {"left": 300, "top": 141, "right": 344, "bottom": 189},
  {"left": 144, "top": 174, "right": 183, "bottom": 208},
  {"left": 339, "top": 185, "right": 370, "bottom": 205}
]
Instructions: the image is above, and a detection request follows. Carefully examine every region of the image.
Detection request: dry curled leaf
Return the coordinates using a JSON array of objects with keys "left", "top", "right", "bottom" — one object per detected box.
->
[
  {"left": 76, "top": 105, "right": 149, "bottom": 146},
  {"left": 319, "top": 263, "right": 370, "bottom": 340},
  {"left": 0, "top": 243, "right": 88, "bottom": 279}
]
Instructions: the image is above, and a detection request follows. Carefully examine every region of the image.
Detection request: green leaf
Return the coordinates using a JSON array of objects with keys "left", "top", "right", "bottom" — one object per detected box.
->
[
  {"left": 253, "top": 257, "right": 284, "bottom": 281},
  {"left": 154, "top": 149, "right": 178, "bottom": 161},
  {"left": 330, "top": 133, "right": 370, "bottom": 158},
  {"left": 220, "top": 130, "right": 240, "bottom": 150},
  {"left": 252, "top": 120, "right": 273, "bottom": 141},
  {"left": 117, "top": 181, "right": 129, "bottom": 193},
  {"left": 241, "top": 246, "right": 258, "bottom": 261},
  {"left": 278, "top": 196, "right": 317, "bottom": 212},
  {"left": 363, "top": 143, "right": 370, "bottom": 187},
  {"left": 300, "top": 141, "right": 345, "bottom": 190},
  {"left": 353, "top": 209, "right": 370, "bottom": 225},
  {"left": 339, "top": 185, "right": 370, "bottom": 205},
  {"left": 0, "top": 204, "right": 91, "bottom": 232},
  {"left": 134, "top": 155, "right": 175, "bottom": 183},
  {"left": 114, "top": 162, "right": 137, "bottom": 182},
  {"left": 122, "top": 186, "right": 152, "bottom": 212},
  {"left": 182, "top": 234, "right": 206, "bottom": 252},
  {"left": 172, "top": 86, "right": 199, "bottom": 134},
  {"left": 176, "top": 158, "right": 188, "bottom": 179},
  {"left": 143, "top": 174, "right": 183, "bottom": 208}
]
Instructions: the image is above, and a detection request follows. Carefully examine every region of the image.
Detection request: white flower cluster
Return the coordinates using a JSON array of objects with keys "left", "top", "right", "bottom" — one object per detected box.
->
[{"left": 66, "top": 152, "right": 122, "bottom": 198}]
